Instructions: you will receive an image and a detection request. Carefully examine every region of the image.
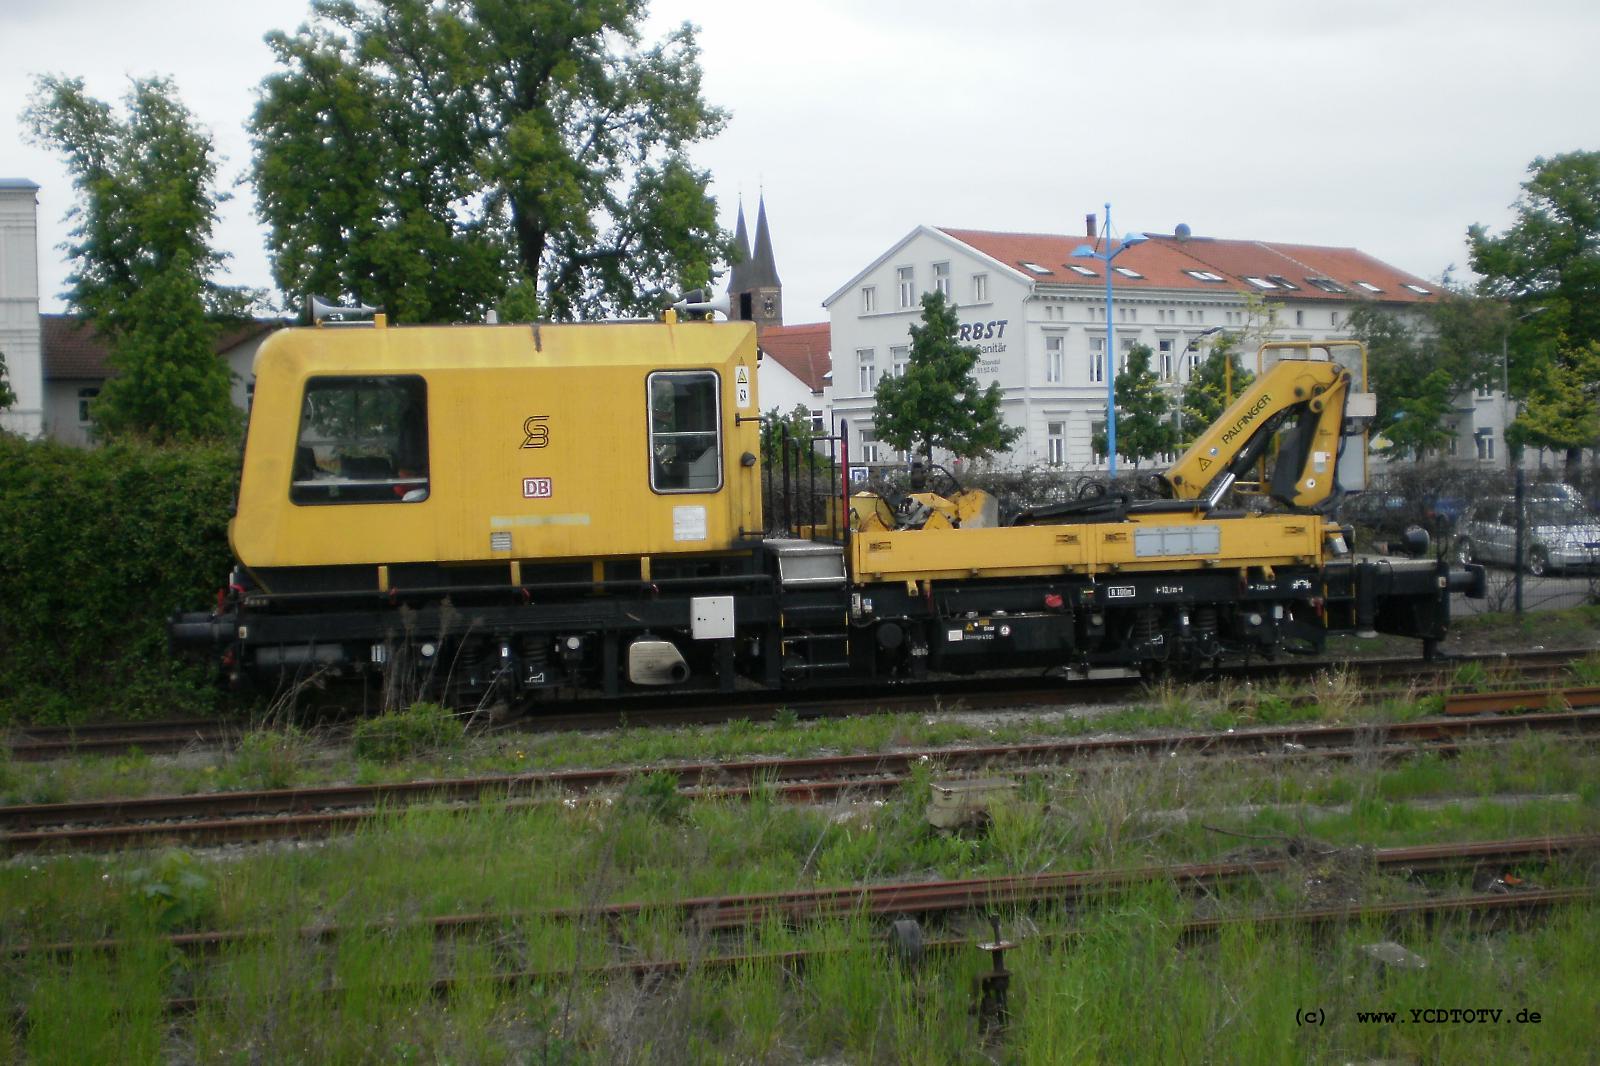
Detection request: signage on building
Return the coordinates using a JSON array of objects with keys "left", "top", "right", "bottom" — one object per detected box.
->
[{"left": 958, "top": 319, "right": 1008, "bottom": 375}]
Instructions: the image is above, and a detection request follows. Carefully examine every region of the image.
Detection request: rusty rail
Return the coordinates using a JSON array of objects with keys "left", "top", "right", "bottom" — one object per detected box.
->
[{"left": 5, "top": 710, "right": 1599, "bottom": 853}]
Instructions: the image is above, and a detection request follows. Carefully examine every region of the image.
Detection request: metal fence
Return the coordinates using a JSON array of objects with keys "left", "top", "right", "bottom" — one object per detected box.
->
[{"left": 1343, "top": 463, "right": 1600, "bottom": 615}]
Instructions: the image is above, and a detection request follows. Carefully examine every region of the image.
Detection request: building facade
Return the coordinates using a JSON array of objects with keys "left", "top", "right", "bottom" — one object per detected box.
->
[
  {"left": 824, "top": 224, "right": 1455, "bottom": 470},
  {"left": 0, "top": 179, "right": 44, "bottom": 438}
]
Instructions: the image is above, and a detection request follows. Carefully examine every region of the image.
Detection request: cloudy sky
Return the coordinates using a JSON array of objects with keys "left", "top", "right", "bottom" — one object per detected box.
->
[{"left": 3, "top": 0, "right": 1596, "bottom": 319}]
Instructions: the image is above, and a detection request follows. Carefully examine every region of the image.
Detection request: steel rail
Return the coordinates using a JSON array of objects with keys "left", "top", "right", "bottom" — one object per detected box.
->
[
  {"left": 140, "top": 887, "right": 1597, "bottom": 1015},
  {"left": 6, "top": 647, "right": 1593, "bottom": 761},
  {"left": 16, "top": 834, "right": 1595, "bottom": 959},
  {"left": 5, "top": 711, "right": 1599, "bottom": 852}
]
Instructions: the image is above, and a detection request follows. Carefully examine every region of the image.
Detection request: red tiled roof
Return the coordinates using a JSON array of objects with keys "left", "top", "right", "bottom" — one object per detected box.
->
[
  {"left": 758, "top": 322, "right": 831, "bottom": 392},
  {"left": 937, "top": 228, "right": 1437, "bottom": 304},
  {"left": 41, "top": 314, "right": 283, "bottom": 381}
]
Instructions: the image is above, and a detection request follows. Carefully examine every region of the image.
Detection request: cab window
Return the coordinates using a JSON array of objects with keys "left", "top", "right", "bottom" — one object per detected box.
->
[
  {"left": 648, "top": 371, "right": 721, "bottom": 493},
  {"left": 291, "top": 375, "right": 429, "bottom": 504}
]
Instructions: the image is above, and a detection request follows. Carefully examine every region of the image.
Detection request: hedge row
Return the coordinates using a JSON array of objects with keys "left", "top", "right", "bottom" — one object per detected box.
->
[{"left": 0, "top": 435, "right": 238, "bottom": 723}]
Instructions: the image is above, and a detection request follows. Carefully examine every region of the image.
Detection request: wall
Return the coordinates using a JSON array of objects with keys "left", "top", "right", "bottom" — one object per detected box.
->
[{"left": 0, "top": 180, "right": 43, "bottom": 438}]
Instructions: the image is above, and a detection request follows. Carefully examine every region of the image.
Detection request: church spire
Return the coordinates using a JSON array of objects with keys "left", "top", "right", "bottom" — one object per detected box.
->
[
  {"left": 726, "top": 198, "right": 751, "bottom": 294},
  {"left": 747, "top": 193, "right": 782, "bottom": 290}
]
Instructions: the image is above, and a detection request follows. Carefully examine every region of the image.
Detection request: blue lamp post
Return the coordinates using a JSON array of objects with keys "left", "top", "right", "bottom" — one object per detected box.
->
[{"left": 1073, "top": 202, "right": 1147, "bottom": 478}]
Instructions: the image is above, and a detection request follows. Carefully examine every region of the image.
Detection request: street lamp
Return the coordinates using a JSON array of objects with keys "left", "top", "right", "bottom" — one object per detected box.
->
[
  {"left": 1073, "top": 202, "right": 1147, "bottom": 477},
  {"left": 1500, "top": 306, "right": 1546, "bottom": 470}
]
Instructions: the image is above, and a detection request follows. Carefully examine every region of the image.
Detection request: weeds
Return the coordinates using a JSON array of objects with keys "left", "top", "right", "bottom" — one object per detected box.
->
[
  {"left": 224, "top": 726, "right": 309, "bottom": 790},
  {"left": 351, "top": 701, "right": 465, "bottom": 762}
]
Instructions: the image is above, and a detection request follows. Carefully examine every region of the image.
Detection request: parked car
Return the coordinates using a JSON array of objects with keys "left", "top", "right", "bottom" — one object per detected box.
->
[
  {"left": 1454, "top": 496, "right": 1600, "bottom": 576},
  {"left": 1341, "top": 489, "right": 1467, "bottom": 541}
]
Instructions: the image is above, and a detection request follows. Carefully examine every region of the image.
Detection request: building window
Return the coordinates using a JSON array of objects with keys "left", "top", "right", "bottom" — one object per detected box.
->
[
  {"left": 292, "top": 375, "right": 431, "bottom": 505},
  {"left": 890, "top": 345, "right": 909, "bottom": 379},
  {"left": 1186, "top": 344, "right": 1202, "bottom": 377},
  {"left": 860, "top": 427, "right": 880, "bottom": 464},
  {"left": 1047, "top": 420, "right": 1066, "bottom": 465},
  {"left": 1119, "top": 337, "right": 1136, "bottom": 374},
  {"left": 1091, "top": 419, "right": 1107, "bottom": 465},
  {"left": 857, "top": 348, "right": 876, "bottom": 393},
  {"left": 1158, "top": 339, "right": 1175, "bottom": 381},
  {"left": 861, "top": 286, "right": 876, "bottom": 313},
  {"left": 1477, "top": 382, "right": 1494, "bottom": 399},
  {"left": 897, "top": 266, "right": 915, "bottom": 308},
  {"left": 811, "top": 409, "right": 825, "bottom": 434},
  {"left": 1475, "top": 428, "right": 1494, "bottom": 461},
  {"left": 76, "top": 387, "right": 99, "bottom": 424},
  {"left": 1090, "top": 336, "right": 1106, "bottom": 383},
  {"left": 972, "top": 273, "right": 988, "bottom": 302},
  {"left": 933, "top": 261, "right": 950, "bottom": 298},
  {"left": 1045, "top": 335, "right": 1064, "bottom": 383},
  {"left": 1330, "top": 310, "right": 1341, "bottom": 328},
  {"left": 1295, "top": 309, "right": 1304, "bottom": 327}
]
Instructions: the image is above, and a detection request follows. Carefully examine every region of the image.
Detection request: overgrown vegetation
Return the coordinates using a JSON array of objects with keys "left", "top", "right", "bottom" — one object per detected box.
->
[
  {"left": 351, "top": 702, "right": 466, "bottom": 762},
  {"left": 0, "top": 436, "right": 236, "bottom": 723},
  {"left": 2, "top": 742, "right": 1595, "bottom": 1061}
]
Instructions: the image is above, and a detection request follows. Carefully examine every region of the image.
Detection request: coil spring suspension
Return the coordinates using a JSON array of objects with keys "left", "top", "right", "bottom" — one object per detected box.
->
[
  {"left": 518, "top": 635, "right": 550, "bottom": 687},
  {"left": 1192, "top": 607, "right": 1219, "bottom": 655},
  {"left": 1130, "top": 608, "right": 1160, "bottom": 646}
]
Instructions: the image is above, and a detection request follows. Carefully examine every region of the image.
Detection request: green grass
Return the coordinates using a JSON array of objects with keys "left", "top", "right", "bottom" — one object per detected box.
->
[
  {"left": 3, "top": 672, "right": 1494, "bottom": 809},
  {"left": 3, "top": 733, "right": 1597, "bottom": 1061}
]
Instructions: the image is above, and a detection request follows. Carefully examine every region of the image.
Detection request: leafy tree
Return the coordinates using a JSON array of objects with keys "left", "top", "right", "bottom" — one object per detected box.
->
[
  {"left": 1180, "top": 333, "right": 1256, "bottom": 442},
  {"left": 251, "top": 0, "right": 728, "bottom": 323},
  {"left": 872, "top": 291, "right": 1021, "bottom": 464},
  {"left": 24, "top": 76, "right": 242, "bottom": 442},
  {"left": 1512, "top": 340, "right": 1600, "bottom": 459},
  {"left": 0, "top": 351, "right": 16, "bottom": 412},
  {"left": 760, "top": 403, "right": 826, "bottom": 471},
  {"left": 1092, "top": 343, "right": 1174, "bottom": 468},
  {"left": 1345, "top": 291, "right": 1503, "bottom": 460},
  {"left": 1470, "top": 151, "right": 1600, "bottom": 472}
]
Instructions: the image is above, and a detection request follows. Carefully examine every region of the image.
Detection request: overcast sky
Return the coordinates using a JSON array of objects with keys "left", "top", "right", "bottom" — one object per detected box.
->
[{"left": 4, "top": 0, "right": 1597, "bottom": 320}]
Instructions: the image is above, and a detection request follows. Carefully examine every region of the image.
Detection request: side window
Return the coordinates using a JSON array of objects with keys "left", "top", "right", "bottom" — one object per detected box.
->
[
  {"left": 291, "top": 375, "right": 429, "bottom": 504},
  {"left": 649, "top": 371, "right": 722, "bottom": 493}
]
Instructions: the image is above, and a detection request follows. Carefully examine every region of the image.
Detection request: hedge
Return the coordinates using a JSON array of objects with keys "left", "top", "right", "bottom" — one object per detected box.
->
[{"left": 0, "top": 434, "right": 238, "bottom": 723}]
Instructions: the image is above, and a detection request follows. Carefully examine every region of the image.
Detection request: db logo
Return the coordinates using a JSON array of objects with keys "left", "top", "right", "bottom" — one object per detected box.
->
[{"left": 522, "top": 477, "right": 553, "bottom": 499}]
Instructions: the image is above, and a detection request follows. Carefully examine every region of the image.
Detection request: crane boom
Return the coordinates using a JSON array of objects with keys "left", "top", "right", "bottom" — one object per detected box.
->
[{"left": 1160, "top": 357, "right": 1353, "bottom": 511}]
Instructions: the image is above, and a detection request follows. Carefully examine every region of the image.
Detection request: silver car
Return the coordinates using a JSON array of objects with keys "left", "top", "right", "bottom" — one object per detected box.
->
[{"left": 1455, "top": 496, "right": 1600, "bottom": 575}]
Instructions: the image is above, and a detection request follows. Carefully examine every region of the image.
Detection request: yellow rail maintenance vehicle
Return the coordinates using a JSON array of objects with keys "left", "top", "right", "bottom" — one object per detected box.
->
[{"left": 173, "top": 308, "right": 1484, "bottom": 706}]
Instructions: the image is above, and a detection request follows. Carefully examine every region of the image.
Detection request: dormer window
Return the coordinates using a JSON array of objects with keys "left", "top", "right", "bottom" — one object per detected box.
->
[
  {"left": 1306, "top": 277, "right": 1347, "bottom": 294},
  {"left": 1184, "top": 269, "right": 1226, "bottom": 283},
  {"left": 1068, "top": 264, "right": 1097, "bottom": 277},
  {"left": 1113, "top": 266, "right": 1144, "bottom": 279},
  {"left": 1354, "top": 280, "right": 1384, "bottom": 294},
  {"left": 1402, "top": 283, "right": 1432, "bottom": 295},
  {"left": 1020, "top": 261, "right": 1053, "bottom": 275}
]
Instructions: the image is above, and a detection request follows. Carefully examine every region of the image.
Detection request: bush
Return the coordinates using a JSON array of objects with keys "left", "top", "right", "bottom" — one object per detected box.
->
[
  {"left": 351, "top": 702, "right": 465, "bottom": 762},
  {"left": 0, "top": 435, "right": 238, "bottom": 723}
]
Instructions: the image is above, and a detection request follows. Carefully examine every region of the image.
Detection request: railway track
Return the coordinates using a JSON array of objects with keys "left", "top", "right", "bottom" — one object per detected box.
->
[
  {"left": 14, "top": 835, "right": 1592, "bottom": 1021},
  {"left": 17, "top": 833, "right": 1594, "bottom": 959},
  {"left": 5, "top": 708, "right": 1598, "bottom": 854},
  {"left": 5, "top": 646, "right": 1596, "bottom": 763}
]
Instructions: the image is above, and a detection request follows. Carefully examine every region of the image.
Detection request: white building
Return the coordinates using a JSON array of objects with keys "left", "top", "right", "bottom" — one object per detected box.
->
[
  {"left": 824, "top": 223, "right": 1447, "bottom": 469},
  {"left": 40, "top": 314, "right": 281, "bottom": 446},
  {"left": 757, "top": 322, "right": 831, "bottom": 431},
  {"left": 0, "top": 179, "right": 44, "bottom": 438}
]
